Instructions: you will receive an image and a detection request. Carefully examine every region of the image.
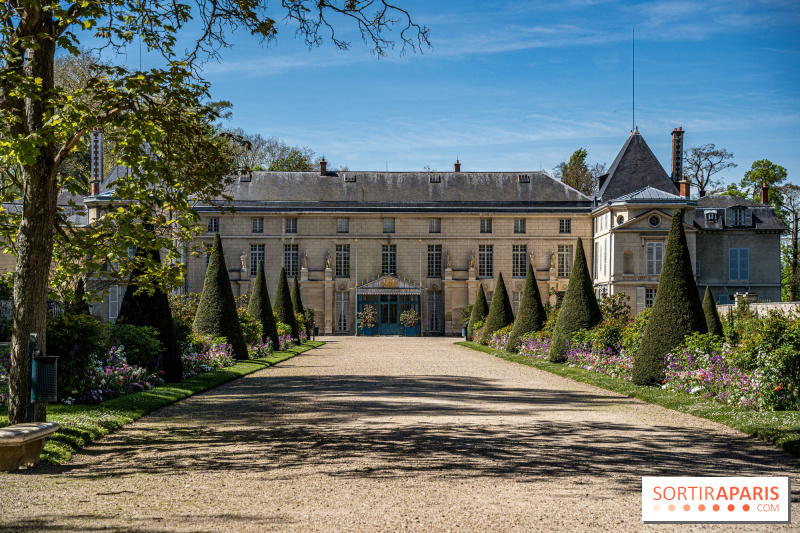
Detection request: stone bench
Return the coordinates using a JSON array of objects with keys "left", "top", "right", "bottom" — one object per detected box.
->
[{"left": 0, "top": 422, "right": 60, "bottom": 472}]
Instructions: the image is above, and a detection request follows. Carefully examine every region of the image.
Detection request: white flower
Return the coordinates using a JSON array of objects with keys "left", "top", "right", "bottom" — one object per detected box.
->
[{"left": 690, "top": 386, "right": 703, "bottom": 394}]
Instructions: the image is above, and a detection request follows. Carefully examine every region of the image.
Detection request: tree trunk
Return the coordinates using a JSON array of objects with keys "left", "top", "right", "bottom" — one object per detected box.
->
[{"left": 7, "top": 23, "right": 58, "bottom": 425}]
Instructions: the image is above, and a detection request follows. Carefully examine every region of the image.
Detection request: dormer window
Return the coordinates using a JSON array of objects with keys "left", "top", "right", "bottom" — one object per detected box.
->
[
  {"left": 705, "top": 210, "right": 718, "bottom": 222},
  {"left": 518, "top": 174, "right": 530, "bottom": 183},
  {"left": 730, "top": 208, "right": 746, "bottom": 226},
  {"left": 429, "top": 174, "right": 441, "bottom": 183}
]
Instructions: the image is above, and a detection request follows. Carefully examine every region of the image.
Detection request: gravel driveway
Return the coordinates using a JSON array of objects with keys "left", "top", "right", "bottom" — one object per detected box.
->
[{"left": 2, "top": 337, "right": 799, "bottom": 532}]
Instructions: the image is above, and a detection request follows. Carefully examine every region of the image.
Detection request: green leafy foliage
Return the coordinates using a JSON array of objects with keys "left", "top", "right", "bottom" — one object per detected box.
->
[
  {"left": 237, "top": 308, "right": 263, "bottom": 347},
  {"left": 192, "top": 234, "right": 248, "bottom": 360},
  {"left": 291, "top": 276, "right": 311, "bottom": 335},
  {"left": 105, "top": 323, "right": 163, "bottom": 373},
  {"left": 273, "top": 268, "right": 300, "bottom": 340},
  {"left": 247, "top": 260, "right": 280, "bottom": 350},
  {"left": 633, "top": 211, "right": 707, "bottom": 385},
  {"left": 506, "top": 264, "right": 546, "bottom": 352},
  {"left": 466, "top": 285, "right": 489, "bottom": 341},
  {"left": 622, "top": 307, "right": 652, "bottom": 356},
  {"left": 479, "top": 273, "right": 515, "bottom": 345},
  {"left": 702, "top": 287, "right": 724, "bottom": 337},
  {"left": 599, "top": 293, "right": 631, "bottom": 322},
  {"left": 46, "top": 313, "right": 108, "bottom": 399},
  {"left": 549, "top": 238, "right": 602, "bottom": 362},
  {"left": 168, "top": 292, "right": 200, "bottom": 349},
  {"left": 460, "top": 304, "right": 473, "bottom": 328}
]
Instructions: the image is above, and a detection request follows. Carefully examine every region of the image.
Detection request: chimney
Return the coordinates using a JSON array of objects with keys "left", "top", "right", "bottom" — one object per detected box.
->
[
  {"left": 454, "top": 159, "right": 461, "bottom": 173},
  {"left": 90, "top": 180, "right": 100, "bottom": 195},
  {"left": 699, "top": 189, "right": 706, "bottom": 198},
  {"left": 670, "top": 127, "right": 684, "bottom": 183},
  {"left": 91, "top": 127, "right": 104, "bottom": 185},
  {"left": 319, "top": 157, "right": 327, "bottom": 176},
  {"left": 678, "top": 179, "right": 691, "bottom": 198},
  {"left": 761, "top": 182, "right": 769, "bottom": 204}
]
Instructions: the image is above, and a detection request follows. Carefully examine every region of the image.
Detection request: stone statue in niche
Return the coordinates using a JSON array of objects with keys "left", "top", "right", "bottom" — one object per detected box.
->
[
  {"left": 325, "top": 250, "right": 333, "bottom": 270},
  {"left": 444, "top": 251, "right": 452, "bottom": 269},
  {"left": 240, "top": 251, "right": 247, "bottom": 271},
  {"left": 301, "top": 251, "right": 309, "bottom": 269},
  {"left": 224, "top": 254, "right": 230, "bottom": 269},
  {"left": 469, "top": 250, "right": 476, "bottom": 270},
  {"left": 529, "top": 250, "right": 535, "bottom": 268},
  {"left": 550, "top": 252, "right": 556, "bottom": 270}
]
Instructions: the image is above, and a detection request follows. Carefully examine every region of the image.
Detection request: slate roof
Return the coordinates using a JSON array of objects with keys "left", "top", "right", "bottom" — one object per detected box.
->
[
  {"left": 694, "top": 195, "right": 787, "bottom": 231},
  {"left": 608, "top": 186, "right": 690, "bottom": 204},
  {"left": 598, "top": 130, "right": 679, "bottom": 202},
  {"left": 193, "top": 171, "right": 593, "bottom": 213}
]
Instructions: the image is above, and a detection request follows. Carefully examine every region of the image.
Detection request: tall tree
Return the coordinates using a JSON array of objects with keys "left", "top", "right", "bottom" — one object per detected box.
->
[
  {"left": 227, "top": 131, "right": 320, "bottom": 172},
  {"left": 467, "top": 285, "right": 489, "bottom": 341},
  {"left": 290, "top": 276, "right": 309, "bottom": 335},
  {"left": 247, "top": 260, "right": 280, "bottom": 351},
  {"left": 506, "top": 263, "right": 546, "bottom": 352},
  {"left": 552, "top": 149, "right": 606, "bottom": 196},
  {"left": 1, "top": 0, "right": 429, "bottom": 425},
  {"left": 702, "top": 287, "right": 723, "bottom": 338},
  {"left": 780, "top": 184, "right": 800, "bottom": 300},
  {"left": 683, "top": 144, "right": 736, "bottom": 196},
  {"left": 479, "top": 273, "right": 514, "bottom": 345},
  {"left": 633, "top": 210, "right": 707, "bottom": 385},
  {"left": 741, "top": 159, "right": 788, "bottom": 200}
]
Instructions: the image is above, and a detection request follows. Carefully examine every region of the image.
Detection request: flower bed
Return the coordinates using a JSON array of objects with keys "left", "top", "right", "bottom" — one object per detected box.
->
[
  {"left": 516, "top": 334, "right": 551, "bottom": 360},
  {"left": 564, "top": 341, "right": 633, "bottom": 380},
  {"left": 279, "top": 334, "right": 295, "bottom": 351},
  {"left": 182, "top": 336, "right": 235, "bottom": 379}
]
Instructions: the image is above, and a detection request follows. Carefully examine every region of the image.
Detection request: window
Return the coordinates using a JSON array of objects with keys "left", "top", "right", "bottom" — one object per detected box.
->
[
  {"left": 729, "top": 248, "right": 749, "bottom": 281},
  {"left": 514, "top": 219, "right": 526, "bottom": 234},
  {"left": 250, "top": 244, "right": 265, "bottom": 276},
  {"left": 108, "top": 285, "right": 119, "bottom": 321},
  {"left": 207, "top": 217, "right": 219, "bottom": 233},
  {"left": 285, "top": 218, "right": 297, "bottom": 234},
  {"left": 512, "top": 291, "right": 522, "bottom": 315},
  {"left": 646, "top": 242, "right": 664, "bottom": 275},
  {"left": 335, "top": 292, "right": 349, "bottom": 332},
  {"left": 480, "top": 218, "right": 492, "bottom": 234},
  {"left": 512, "top": 245, "right": 527, "bottom": 277},
  {"left": 284, "top": 244, "right": 299, "bottom": 276},
  {"left": 382, "top": 244, "right": 396, "bottom": 275},
  {"left": 478, "top": 245, "right": 493, "bottom": 277},
  {"left": 718, "top": 294, "right": 730, "bottom": 305},
  {"left": 335, "top": 244, "right": 350, "bottom": 277},
  {"left": 705, "top": 210, "right": 718, "bottom": 222},
  {"left": 557, "top": 245, "right": 573, "bottom": 278},
  {"left": 427, "top": 245, "right": 442, "bottom": 278},
  {"left": 648, "top": 215, "right": 661, "bottom": 228},
  {"left": 617, "top": 215, "right": 625, "bottom": 225},
  {"left": 427, "top": 291, "right": 443, "bottom": 332},
  {"left": 337, "top": 218, "right": 349, "bottom": 233},
  {"left": 251, "top": 217, "right": 264, "bottom": 234},
  {"left": 559, "top": 219, "right": 571, "bottom": 234},
  {"left": 383, "top": 218, "right": 395, "bottom": 233},
  {"left": 645, "top": 288, "right": 657, "bottom": 308},
  {"left": 730, "top": 208, "right": 746, "bottom": 226},
  {"left": 429, "top": 218, "right": 441, "bottom": 233}
]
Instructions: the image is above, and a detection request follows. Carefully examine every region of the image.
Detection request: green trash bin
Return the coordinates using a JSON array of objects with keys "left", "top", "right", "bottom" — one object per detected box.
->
[{"left": 31, "top": 355, "right": 58, "bottom": 403}]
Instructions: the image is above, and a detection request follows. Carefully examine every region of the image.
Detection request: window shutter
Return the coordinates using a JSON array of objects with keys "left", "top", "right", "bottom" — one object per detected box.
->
[
  {"left": 745, "top": 208, "right": 753, "bottom": 227},
  {"left": 109, "top": 286, "right": 118, "bottom": 321},
  {"left": 741, "top": 248, "right": 749, "bottom": 281},
  {"left": 725, "top": 208, "right": 731, "bottom": 227},
  {"left": 729, "top": 248, "right": 738, "bottom": 280},
  {"left": 636, "top": 287, "right": 645, "bottom": 314}
]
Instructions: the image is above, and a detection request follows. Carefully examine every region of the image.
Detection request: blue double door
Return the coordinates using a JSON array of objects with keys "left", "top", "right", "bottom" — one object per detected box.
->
[{"left": 361, "top": 294, "right": 420, "bottom": 336}]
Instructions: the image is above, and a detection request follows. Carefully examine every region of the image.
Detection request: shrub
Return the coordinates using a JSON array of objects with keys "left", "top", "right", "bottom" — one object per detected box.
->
[
  {"left": 488, "top": 324, "right": 513, "bottom": 350},
  {"left": 106, "top": 323, "right": 163, "bottom": 373},
  {"left": 193, "top": 233, "right": 249, "bottom": 360},
  {"left": 400, "top": 308, "right": 421, "bottom": 327},
  {"left": 273, "top": 267, "right": 300, "bottom": 341},
  {"left": 47, "top": 312, "right": 108, "bottom": 399},
  {"left": 275, "top": 320, "right": 292, "bottom": 337},
  {"left": 291, "top": 276, "right": 311, "bottom": 335},
  {"left": 75, "top": 344, "right": 161, "bottom": 405},
  {"left": 168, "top": 292, "right": 200, "bottom": 347},
  {"left": 599, "top": 293, "right": 632, "bottom": 322},
  {"left": 461, "top": 304, "right": 473, "bottom": 328},
  {"left": 237, "top": 308, "right": 263, "bottom": 347},
  {"left": 182, "top": 333, "right": 235, "bottom": 378},
  {"left": 549, "top": 238, "right": 601, "bottom": 362},
  {"left": 247, "top": 260, "right": 280, "bottom": 350},
  {"left": 702, "top": 287, "right": 724, "bottom": 337},
  {"left": 357, "top": 304, "right": 378, "bottom": 330},
  {"left": 480, "top": 272, "right": 514, "bottom": 345},
  {"left": 506, "top": 263, "right": 546, "bottom": 352},
  {"left": 467, "top": 285, "right": 489, "bottom": 341},
  {"left": 633, "top": 210, "right": 706, "bottom": 385},
  {"left": 622, "top": 307, "right": 652, "bottom": 356},
  {"left": 67, "top": 277, "right": 91, "bottom": 315},
  {"left": 590, "top": 319, "right": 627, "bottom": 354}
]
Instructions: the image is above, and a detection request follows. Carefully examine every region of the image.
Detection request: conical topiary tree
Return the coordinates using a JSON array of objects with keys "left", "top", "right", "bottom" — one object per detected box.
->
[
  {"left": 193, "top": 233, "right": 249, "bottom": 360},
  {"left": 506, "top": 263, "right": 546, "bottom": 352},
  {"left": 70, "top": 277, "right": 90, "bottom": 315},
  {"left": 703, "top": 287, "right": 724, "bottom": 338},
  {"left": 633, "top": 210, "right": 707, "bottom": 385},
  {"left": 466, "top": 285, "right": 489, "bottom": 341},
  {"left": 480, "top": 272, "right": 515, "bottom": 345},
  {"left": 117, "top": 248, "right": 184, "bottom": 381},
  {"left": 247, "top": 260, "right": 280, "bottom": 351},
  {"left": 273, "top": 267, "right": 300, "bottom": 341},
  {"left": 291, "top": 276, "right": 309, "bottom": 336},
  {"left": 549, "top": 238, "right": 602, "bottom": 362}
]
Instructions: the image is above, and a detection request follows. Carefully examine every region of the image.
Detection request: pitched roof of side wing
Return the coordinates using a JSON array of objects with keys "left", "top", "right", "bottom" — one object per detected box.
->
[{"left": 598, "top": 130, "right": 679, "bottom": 202}]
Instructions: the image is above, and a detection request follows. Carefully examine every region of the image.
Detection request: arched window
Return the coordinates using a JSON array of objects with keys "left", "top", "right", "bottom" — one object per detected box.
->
[{"left": 623, "top": 251, "right": 634, "bottom": 274}]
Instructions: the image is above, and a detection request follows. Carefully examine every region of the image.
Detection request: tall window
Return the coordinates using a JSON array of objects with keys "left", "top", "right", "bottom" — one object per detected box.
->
[
  {"left": 335, "top": 292, "right": 350, "bottom": 332},
  {"left": 383, "top": 218, "right": 395, "bottom": 233},
  {"left": 428, "top": 245, "right": 442, "bottom": 278},
  {"left": 429, "top": 218, "right": 441, "bottom": 233},
  {"left": 284, "top": 244, "right": 299, "bottom": 276},
  {"left": 557, "top": 245, "right": 573, "bottom": 277},
  {"left": 514, "top": 219, "right": 526, "bottom": 234},
  {"left": 335, "top": 244, "right": 350, "bottom": 277},
  {"left": 480, "top": 218, "right": 492, "bottom": 234},
  {"left": 512, "top": 291, "right": 522, "bottom": 315},
  {"left": 645, "top": 288, "right": 657, "bottom": 308},
  {"left": 285, "top": 218, "right": 297, "bottom": 234},
  {"left": 337, "top": 218, "right": 349, "bottom": 233},
  {"left": 207, "top": 217, "right": 219, "bottom": 233},
  {"left": 729, "top": 248, "right": 749, "bottom": 281},
  {"left": 478, "top": 245, "right": 493, "bottom": 277},
  {"left": 512, "top": 245, "right": 527, "bottom": 277},
  {"left": 559, "top": 219, "right": 571, "bottom": 234},
  {"left": 382, "top": 244, "right": 396, "bottom": 275},
  {"left": 646, "top": 242, "right": 664, "bottom": 275},
  {"left": 252, "top": 218, "right": 264, "bottom": 234},
  {"left": 250, "top": 245, "right": 265, "bottom": 276}
]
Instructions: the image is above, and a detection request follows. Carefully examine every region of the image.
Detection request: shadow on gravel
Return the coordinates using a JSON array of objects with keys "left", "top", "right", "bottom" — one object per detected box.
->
[{"left": 44, "top": 349, "right": 800, "bottom": 488}]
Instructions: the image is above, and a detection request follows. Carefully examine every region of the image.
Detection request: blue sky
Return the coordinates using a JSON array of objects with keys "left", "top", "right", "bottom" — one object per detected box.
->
[{"left": 123, "top": 0, "right": 799, "bottom": 186}]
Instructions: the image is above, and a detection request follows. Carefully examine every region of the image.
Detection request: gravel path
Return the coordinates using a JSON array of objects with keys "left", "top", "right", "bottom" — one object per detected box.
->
[{"left": 2, "top": 337, "right": 799, "bottom": 532}]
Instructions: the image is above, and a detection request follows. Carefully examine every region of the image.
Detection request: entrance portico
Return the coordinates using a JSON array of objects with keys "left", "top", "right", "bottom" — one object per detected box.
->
[{"left": 356, "top": 274, "right": 422, "bottom": 336}]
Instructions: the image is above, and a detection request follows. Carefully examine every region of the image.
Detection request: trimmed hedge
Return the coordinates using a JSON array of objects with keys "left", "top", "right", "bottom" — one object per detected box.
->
[
  {"left": 480, "top": 272, "right": 514, "bottom": 345},
  {"left": 633, "top": 210, "right": 707, "bottom": 385},
  {"left": 248, "top": 260, "right": 280, "bottom": 350},
  {"left": 548, "top": 237, "right": 601, "bottom": 362},
  {"left": 506, "top": 263, "right": 546, "bottom": 352},
  {"left": 703, "top": 286, "right": 724, "bottom": 338},
  {"left": 193, "top": 233, "right": 249, "bottom": 360},
  {"left": 274, "top": 267, "right": 300, "bottom": 341},
  {"left": 466, "top": 285, "right": 489, "bottom": 341}
]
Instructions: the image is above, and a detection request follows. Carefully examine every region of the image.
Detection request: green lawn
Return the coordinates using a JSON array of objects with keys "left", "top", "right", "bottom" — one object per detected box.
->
[
  {"left": 1, "top": 341, "right": 324, "bottom": 464},
  {"left": 457, "top": 341, "right": 800, "bottom": 456}
]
